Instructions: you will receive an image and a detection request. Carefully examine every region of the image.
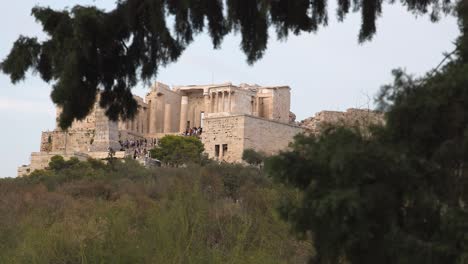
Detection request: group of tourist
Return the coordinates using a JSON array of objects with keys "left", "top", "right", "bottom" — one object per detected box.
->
[
  {"left": 119, "top": 139, "right": 156, "bottom": 149},
  {"left": 183, "top": 127, "right": 203, "bottom": 137},
  {"left": 132, "top": 148, "right": 149, "bottom": 159},
  {"left": 114, "top": 130, "right": 203, "bottom": 160},
  {"left": 119, "top": 138, "right": 157, "bottom": 160}
]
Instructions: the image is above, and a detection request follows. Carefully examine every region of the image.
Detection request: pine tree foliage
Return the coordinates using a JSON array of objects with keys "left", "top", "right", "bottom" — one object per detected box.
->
[
  {"left": 266, "top": 2, "right": 468, "bottom": 263},
  {"left": 0, "top": 0, "right": 452, "bottom": 128}
]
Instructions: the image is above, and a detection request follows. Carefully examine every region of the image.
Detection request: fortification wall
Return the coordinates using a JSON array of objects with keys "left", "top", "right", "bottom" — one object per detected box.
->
[
  {"left": 55, "top": 104, "right": 97, "bottom": 131},
  {"left": 243, "top": 115, "right": 305, "bottom": 155},
  {"left": 299, "top": 108, "right": 385, "bottom": 134},
  {"left": 41, "top": 130, "right": 94, "bottom": 153},
  {"left": 271, "top": 87, "right": 290, "bottom": 123},
  {"left": 202, "top": 115, "right": 304, "bottom": 162},
  {"left": 201, "top": 115, "right": 245, "bottom": 162},
  {"left": 18, "top": 152, "right": 88, "bottom": 177},
  {"left": 91, "top": 106, "right": 120, "bottom": 151}
]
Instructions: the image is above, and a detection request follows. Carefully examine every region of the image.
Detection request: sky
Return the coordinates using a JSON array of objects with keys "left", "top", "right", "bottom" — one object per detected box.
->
[{"left": 0, "top": 1, "right": 460, "bottom": 178}]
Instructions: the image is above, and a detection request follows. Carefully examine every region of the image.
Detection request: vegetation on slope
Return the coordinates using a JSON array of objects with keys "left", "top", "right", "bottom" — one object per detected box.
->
[{"left": 0, "top": 158, "right": 311, "bottom": 264}]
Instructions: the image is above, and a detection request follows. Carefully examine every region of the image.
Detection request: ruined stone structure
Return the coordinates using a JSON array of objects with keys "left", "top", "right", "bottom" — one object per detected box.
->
[
  {"left": 299, "top": 108, "right": 385, "bottom": 134},
  {"left": 18, "top": 82, "right": 304, "bottom": 176},
  {"left": 17, "top": 81, "right": 386, "bottom": 177}
]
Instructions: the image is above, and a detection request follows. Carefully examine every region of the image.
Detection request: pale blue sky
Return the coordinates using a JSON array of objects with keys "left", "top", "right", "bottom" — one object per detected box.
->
[{"left": 0, "top": 1, "right": 460, "bottom": 177}]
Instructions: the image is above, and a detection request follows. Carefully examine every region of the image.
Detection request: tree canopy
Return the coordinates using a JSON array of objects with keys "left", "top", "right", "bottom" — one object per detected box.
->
[
  {"left": 265, "top": 3, "right": 468, "bottom": 263},
  {"left": 242, "top": 148, "right": 266, "bottom": 166},
  {"left": 0, "top": 0, "right": 454, "bottom": 128},
  {"left": 150, "top": 135, "right": 204, "bottom": 166}
]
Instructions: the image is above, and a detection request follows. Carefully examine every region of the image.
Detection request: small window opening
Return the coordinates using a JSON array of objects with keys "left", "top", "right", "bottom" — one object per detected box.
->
[
  {"left": 222, "top": 144, "right": 228, "bottom": 157},
  {"left": 215, "top": 145, "right": 220, "bottom": 158}
]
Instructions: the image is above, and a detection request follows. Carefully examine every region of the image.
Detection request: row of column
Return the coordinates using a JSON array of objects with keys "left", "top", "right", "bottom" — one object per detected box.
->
[
  {"left": 124, "top": 107, "right": 146, "bottom": 134},
  {"left": 145, "top": 90, "right": 236, "bottom": 134},
  {"left": 148, "top": 95, "right": 173, "bottom": 134},
  {"left": 210, "top": 90, "right": 232, "bottom": 113}
]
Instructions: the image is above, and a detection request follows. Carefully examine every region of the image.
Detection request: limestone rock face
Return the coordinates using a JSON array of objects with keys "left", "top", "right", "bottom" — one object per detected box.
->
[
  {"left": 289, "top": 111, "right": 297, "bottom": 124},
  {"left": 299, "top": 108, "right": 385, "bottom": 134}
]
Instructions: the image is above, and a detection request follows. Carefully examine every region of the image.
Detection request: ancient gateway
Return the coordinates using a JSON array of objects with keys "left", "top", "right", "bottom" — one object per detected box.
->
[{"left": 18, "top": 82, "right": 306, "bottom": 176}]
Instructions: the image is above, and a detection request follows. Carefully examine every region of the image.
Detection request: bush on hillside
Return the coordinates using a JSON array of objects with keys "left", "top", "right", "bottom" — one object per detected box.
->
[
  {"left": 150, "top": 135, "right": 204, "bottom": 167},
  {"left": 242, "top": 149, "right": 266, "bottom": 166},
  {"left": 48, "top": 155, "right": 80, "bottom": 171}
]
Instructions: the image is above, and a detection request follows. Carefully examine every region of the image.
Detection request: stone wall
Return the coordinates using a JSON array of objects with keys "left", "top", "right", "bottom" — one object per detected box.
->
[
  {"left": 18, "top": 152, "right": 88, "bottom": 177},
  {"left": 201, "top": 115, "right": 245, "bottom": 162},
  {"left": 17, "top": 165, "right": 31, "bottom": 177},
  {"left": 55, "top": 103, "right": 97, "bottom": 131},
  {"left": 299, "top": 108, "right": 385, "bottom": 134},
  {"left": 243, "top": 115, "right": 305, "bottom": 155},
  {"left": 230, "top": 89, "right": 254, "bottom": 116},
  {"left": 118, "top": 130, "right": 147, "bottom": 141},
  {"left": 91, "top": 106, "right": 120, "bottom": 151},
  {"left": 271, "top": 87, "right": 291, "bottom": 123},
  {"left": 202, "top": 114, "right": 304, "bottom": 162},
  {"left": 41, "top": 130, "right": 94, "bottom": 153}
]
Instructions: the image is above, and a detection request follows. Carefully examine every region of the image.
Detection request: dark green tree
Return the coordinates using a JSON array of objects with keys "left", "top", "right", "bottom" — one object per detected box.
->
[
  {"left": 0, "top": 0, "right": 452, "bottom": 128},
  {"left": 242, "top": 148, "right": 266, "bottom": 166},
  {"left": 150, "top": 135, "right": 204, "bottom": 166},
  {"left": 48, "top": 155, "right": 80, "bottom": 171},
  {"left": 266, "top": 3, "right": 468, "bottom": 263}
]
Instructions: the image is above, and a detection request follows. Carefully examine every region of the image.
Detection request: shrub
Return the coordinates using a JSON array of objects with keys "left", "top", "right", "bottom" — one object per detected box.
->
[
  {"left": 150, "top": 135, "right": 204, "bottom": 167},
  {"left": 242, "top": 149, "right": 266, "bottom": 166}
]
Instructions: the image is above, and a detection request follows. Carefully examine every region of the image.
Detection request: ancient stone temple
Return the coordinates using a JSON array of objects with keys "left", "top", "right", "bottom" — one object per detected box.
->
[{"left": 18, "top": 82, "right": 305, "bottom": 176}]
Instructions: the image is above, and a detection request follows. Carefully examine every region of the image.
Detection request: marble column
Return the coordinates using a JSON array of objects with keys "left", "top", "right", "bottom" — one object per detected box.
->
[
  {"left": 204, "top": 94, "right": 211, "bottom": 114},
  {"left": 179, "top": 95, "right": 188, "bottom": 132},
  {"left": 256, "top": 97, "right": 260, "bottom": 116},
  {"left": 213, "top": 92, "right": 217, "bottom": 112},
  {"left": 228, "top": 91, "right": 232, "bottom": 112},
  {"left": 139, "top": 109, "right": 144, "bottom": 133},
  {"left": 156, "top": 95, "right": 165, "bottom": 133},
  {"left": 210, "top": 94, "right": 214, "bottom": 113},
  {"left": 164, "top": 103, "right": 171, "bottom": 133},
  {"left": 222, "top": 91, "right": 226, "bottom": 112},
  {"left": 149, "top": 99, "right": 158, "bottom": 134},
  {"left": 142, "top": 107, "right": 147, "bottom": 134}
]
